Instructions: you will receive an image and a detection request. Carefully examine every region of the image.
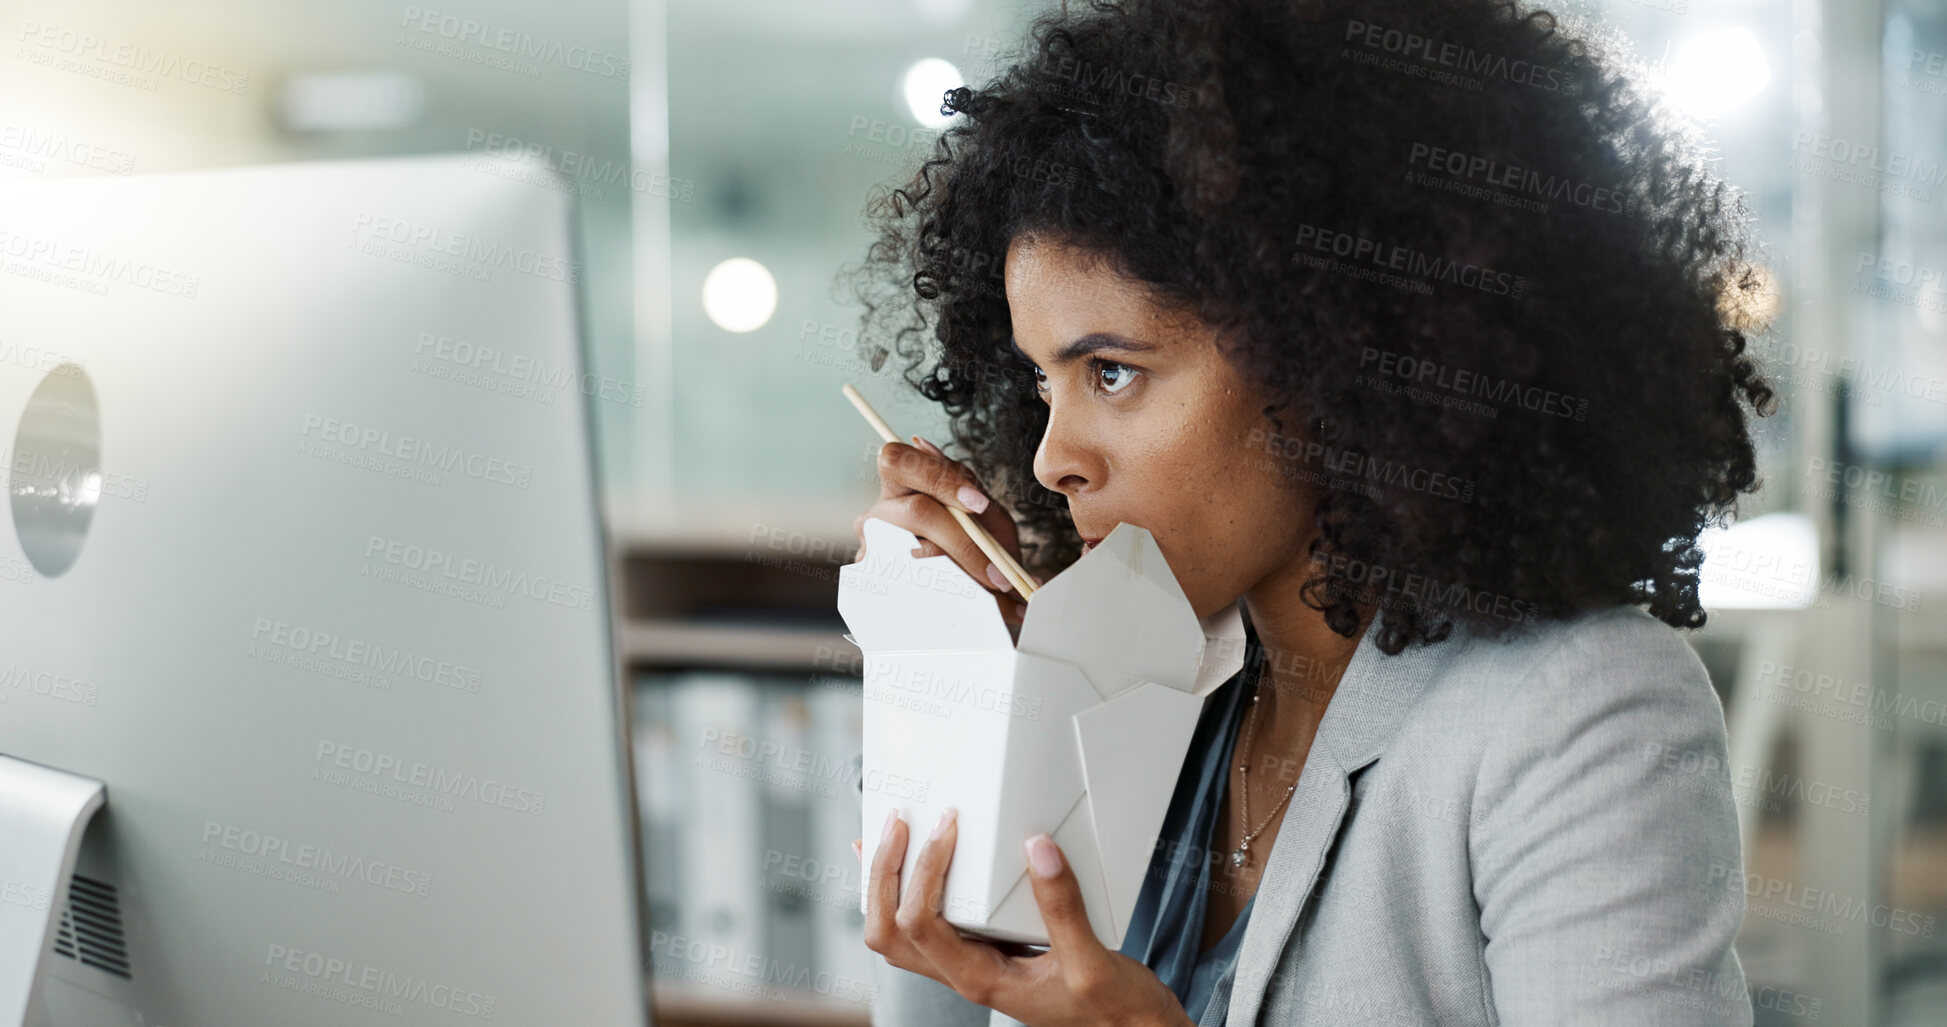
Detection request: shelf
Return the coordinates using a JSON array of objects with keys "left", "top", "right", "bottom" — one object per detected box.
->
[
  {"left": 605, "top": 492, "right": 864, "bottom": 559},
  {"left": 621, "top": 621, "right": 857, "bottom": 673},
  {"left": 650, "top": 980, "right": 871, "bottom": 1027},
  {"left": 616, "top": 505, "right": 875, "bottom": 1027}
]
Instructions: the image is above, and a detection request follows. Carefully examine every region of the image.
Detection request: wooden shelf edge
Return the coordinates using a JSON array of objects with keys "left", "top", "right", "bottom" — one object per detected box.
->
[
  {"left": 649, "top": 979, "right": 871, "bottom": 1027},
  {"left": 621, "top": 621, "right": 857, "bottom": 672},
  {"left": 605, "top": 493, "right": 865, "bottom": 560}
]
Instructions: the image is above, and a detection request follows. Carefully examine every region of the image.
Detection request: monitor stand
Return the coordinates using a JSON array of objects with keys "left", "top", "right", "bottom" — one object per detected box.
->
[{"left": 0, "top": 754, "right": 106, "bottom": 1027}]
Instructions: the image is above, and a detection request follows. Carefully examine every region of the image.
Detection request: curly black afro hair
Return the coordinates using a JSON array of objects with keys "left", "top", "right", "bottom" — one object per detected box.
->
[{"left": 845, "top": 0, "right": 1778, "bottom": 655}]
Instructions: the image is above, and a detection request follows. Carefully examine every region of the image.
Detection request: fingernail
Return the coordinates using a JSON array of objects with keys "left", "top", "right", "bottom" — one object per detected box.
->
[
  {"left": 956, "top": 484, "right": 989, "bottom": 514},
  {"left": 852, "top": 839, "right": 863, "bottom": 863},
  {"left": 931, "top": 806, "right": 957, "bottom": 840},
  {"left": 911, "top": 434, "right": 946, "bottom": 458},
  {"left": 882, "top": 808, "right": 899, "bottom": 843},
  {"left": 986, "top": 563, "right": 1012, "bottom": 592},
  {"left": 1026, "top": 834, "right": 1062, "bottom": 878}
]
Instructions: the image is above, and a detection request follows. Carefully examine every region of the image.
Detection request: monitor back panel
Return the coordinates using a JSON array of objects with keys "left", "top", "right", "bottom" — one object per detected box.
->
[{"left": 0, "top": 155, "right": 646, "bottom": 1027}]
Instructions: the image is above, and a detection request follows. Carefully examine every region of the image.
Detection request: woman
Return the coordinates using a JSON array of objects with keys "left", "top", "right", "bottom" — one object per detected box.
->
[{"left": 844, "top": 0, "right": 1776, "bottom": 1024}]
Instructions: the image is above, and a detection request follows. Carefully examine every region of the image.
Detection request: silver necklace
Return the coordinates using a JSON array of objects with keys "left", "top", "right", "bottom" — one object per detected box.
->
[{"left": 1230, "top": 662, "right": 1296, "bottom": 869}]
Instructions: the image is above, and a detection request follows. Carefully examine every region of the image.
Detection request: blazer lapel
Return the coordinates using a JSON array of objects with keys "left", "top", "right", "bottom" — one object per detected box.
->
[{"left": 1214, "top": 624, "right": 1449, "bottom": 1027}]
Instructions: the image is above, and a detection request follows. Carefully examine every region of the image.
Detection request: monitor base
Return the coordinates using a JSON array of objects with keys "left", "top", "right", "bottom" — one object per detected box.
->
[{"left": 0, "top": 754, "right": 106, "bottom": 1027}]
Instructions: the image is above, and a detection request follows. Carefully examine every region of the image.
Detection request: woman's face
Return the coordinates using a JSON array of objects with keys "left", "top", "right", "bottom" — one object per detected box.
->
[{"left": 1005, "top": 233, "right": 1314, "bottom": 621}]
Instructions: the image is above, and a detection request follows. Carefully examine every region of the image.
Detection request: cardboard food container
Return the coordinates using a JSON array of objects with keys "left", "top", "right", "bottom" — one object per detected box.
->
[{"left": 838, "top": 516, "right": 1248, "bottom": 949}]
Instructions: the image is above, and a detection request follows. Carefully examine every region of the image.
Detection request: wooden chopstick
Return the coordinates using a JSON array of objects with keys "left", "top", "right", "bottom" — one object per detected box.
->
[{"left": 842, "top": 383, "right": 1038, "bottom": 600}]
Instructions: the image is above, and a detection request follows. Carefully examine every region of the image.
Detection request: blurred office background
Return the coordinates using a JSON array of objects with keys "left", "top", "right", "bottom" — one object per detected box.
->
[{"left": 2, "top": 0, "right": 1942, "bottom": 1022}]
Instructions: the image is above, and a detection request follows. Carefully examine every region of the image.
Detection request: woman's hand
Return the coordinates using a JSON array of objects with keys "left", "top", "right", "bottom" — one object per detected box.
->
[
  {"left": 853, "top": 435, "right": 1034, "bottom": 625},
  {"left": 853, "top": 809, "right": 1195, "bottom": 1027}
]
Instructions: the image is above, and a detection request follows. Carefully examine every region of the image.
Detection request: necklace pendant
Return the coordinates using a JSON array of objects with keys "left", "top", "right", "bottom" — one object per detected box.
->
[{"left": 1230, "top": 845, "right": 1248, "bottom": 868}]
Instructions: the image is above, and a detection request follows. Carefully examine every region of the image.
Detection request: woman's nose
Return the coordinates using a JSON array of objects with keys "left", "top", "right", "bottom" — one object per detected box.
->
[{"left": 1033, "top": 409, "right": 1093, "bottom": 496}]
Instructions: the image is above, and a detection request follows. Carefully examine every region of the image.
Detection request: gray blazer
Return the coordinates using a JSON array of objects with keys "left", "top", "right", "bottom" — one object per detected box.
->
[{"left": 867, "top": 605, "right": 1752, "bottom": 1026}]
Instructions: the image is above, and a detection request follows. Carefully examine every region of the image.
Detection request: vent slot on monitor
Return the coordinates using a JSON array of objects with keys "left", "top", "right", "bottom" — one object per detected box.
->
[{"left": 53, "top": 874, "right": 132, "bottom": 980}]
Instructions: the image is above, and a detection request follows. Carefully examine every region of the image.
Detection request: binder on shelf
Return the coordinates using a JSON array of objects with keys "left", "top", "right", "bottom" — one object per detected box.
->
[
  {"left": 632, "top": 674, "right": 687, "bottom": 947},
  {"left": 669, "top": 673, "right": 767, "bottom": 987},
  {"left": 758, "top": 683, "right": 819, "bottom": 987},
  {"left": 808, "top": 678, "right": 872, "bottom": 1000}
]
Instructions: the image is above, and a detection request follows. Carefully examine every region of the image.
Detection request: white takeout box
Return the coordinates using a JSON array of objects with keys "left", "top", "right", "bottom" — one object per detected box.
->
[{"left": 838, "top": 517, "right": 1247, "bottom": 949}]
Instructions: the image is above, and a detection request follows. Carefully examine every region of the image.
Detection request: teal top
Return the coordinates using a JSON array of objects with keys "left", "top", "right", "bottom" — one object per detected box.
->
[{"left": 1116, "top": 616, "right": 1265, "bottom": 1024}]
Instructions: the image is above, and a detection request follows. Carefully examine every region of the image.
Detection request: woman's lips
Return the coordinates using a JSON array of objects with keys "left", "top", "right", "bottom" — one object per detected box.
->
[{"left": 1080, "top": 536, "right": 1102, "bottom": 554}]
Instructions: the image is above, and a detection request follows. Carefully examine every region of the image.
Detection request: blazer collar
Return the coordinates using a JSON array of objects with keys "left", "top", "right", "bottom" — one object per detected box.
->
[{"left": 1209, "top": 612, "right": 1452, "bottom": 1027}]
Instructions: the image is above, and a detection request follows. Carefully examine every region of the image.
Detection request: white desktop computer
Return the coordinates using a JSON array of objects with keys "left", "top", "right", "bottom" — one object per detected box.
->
[{"left": 0, "top": 155, "right": 651, "bottom": 1025}]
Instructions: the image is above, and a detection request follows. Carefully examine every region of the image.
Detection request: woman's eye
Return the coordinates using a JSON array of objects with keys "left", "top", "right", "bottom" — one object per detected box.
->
[
  {"left": 1094, "top": 359, "right": 1137, "bottom": 394},
  {"left": 1029, "top": 361, "right": 1138, "bottom": 397}
]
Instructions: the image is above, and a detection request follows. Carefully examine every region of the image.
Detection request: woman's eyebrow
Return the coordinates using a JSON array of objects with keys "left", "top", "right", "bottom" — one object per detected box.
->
[{"left": 1010, "top": 332, "right": 1161, "bottom": 366}]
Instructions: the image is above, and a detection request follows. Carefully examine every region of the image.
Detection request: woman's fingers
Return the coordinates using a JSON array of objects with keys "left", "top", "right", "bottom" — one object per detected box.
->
[
  {"left": 876, "top": 439, "right": 987, "bottom": 514},
  {"left": 860, "top": 440, "right": 1029, "bottom": 600},
  {"left": 895, "top": 808, "right": 958, "bottom": 939},
  {"left": 1021, "top": 834, "right": 1106, "bottom": 960},
  {"left": 863, "top": 811, "right": 906, "bottom": 941},
  {"left": 897, "top": 809, "right": 1019, "bottom": 1006},
  {"left": 884, "top": 493, "right": 1002, "bottom": 589},
  {"left": 913, "top": 436, "right": 1029, "bottom": 562},
  {"left": 863, "top": 811, "right": 920, "bottom": 963}
]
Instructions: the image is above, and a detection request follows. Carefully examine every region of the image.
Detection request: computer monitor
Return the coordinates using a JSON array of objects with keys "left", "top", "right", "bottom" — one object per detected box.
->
[{"left": 0, "top": 155, "right": 650, "bottom": 1026}]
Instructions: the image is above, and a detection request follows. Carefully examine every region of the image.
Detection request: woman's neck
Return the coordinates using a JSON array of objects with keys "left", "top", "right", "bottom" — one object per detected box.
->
[{"left": 1240, "top": 579, "right": 1367, "bottom": 744}]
